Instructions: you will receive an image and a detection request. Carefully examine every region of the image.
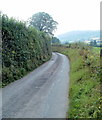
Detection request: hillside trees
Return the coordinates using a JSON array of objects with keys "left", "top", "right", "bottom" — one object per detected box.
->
[
  {"left": 29, "top": 12, "right": 58, "bottom": 36},
  {"left": 90, "top": 40, "right": 97, "bottom": 46}
]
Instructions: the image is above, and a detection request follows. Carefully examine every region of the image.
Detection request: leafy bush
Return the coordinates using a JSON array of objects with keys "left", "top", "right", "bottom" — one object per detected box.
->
[{"left": 1, "top": 14, "right": 52, "bottom": 86}]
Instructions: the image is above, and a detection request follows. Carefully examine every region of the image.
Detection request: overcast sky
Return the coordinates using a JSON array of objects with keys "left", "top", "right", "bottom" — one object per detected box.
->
[{"left": 0, "top": 0, "right": 101, "bottom": 35}]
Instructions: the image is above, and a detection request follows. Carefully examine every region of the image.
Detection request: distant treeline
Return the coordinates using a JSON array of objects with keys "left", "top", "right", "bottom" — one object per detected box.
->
[
  {"left": 2, "top": 14, "right": 52, "bottom": 86},
  {"left": 51, "top": 37, "right": 60, "bottom": 44},
  {"left": 89, "top": 40, "right": 102, "bottom": 47},
  {"left": 57, "top": 30, "right": 100, "bottom": 43}
]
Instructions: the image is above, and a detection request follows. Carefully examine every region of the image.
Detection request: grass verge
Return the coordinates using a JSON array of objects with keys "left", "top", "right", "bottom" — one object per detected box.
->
[{"left": 52, "top": 43, "right": 101, "bottom": 118}]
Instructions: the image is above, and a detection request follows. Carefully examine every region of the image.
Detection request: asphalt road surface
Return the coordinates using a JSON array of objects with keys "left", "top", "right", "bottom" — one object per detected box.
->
[{"left": 1, "top": 52, "right": 70, "bottom": 118}]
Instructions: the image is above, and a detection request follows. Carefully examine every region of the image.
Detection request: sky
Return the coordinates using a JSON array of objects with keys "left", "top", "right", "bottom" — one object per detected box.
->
[{"left": 0, "top": 0, "right": 101, "bottom": 36}]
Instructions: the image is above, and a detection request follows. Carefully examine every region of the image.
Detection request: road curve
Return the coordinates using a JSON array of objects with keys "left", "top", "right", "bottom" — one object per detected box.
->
[{"left": 1, "top": 52, "right": 70, "bottom": 118}]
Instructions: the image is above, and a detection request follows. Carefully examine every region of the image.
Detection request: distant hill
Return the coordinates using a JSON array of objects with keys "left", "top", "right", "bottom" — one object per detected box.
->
[{"left": 57, "top": 30, "right": 100, "bottom": 43}]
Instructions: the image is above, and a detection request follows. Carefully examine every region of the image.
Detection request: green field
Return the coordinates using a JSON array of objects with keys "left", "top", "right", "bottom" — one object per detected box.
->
[
  {"left": 52, "top": 44, "right": 101, "bottom": 118},
  {"left": 92, "top": 47, "right": 101, "bottom": 54}
]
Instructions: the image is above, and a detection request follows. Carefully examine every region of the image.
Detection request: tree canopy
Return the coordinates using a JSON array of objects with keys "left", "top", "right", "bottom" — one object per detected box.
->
[
  {"left": 29, "top": 12, "right": 58, "bottom": 36},
  {"left": 51, "top": 37, "right": 60, "bottom": 44}
]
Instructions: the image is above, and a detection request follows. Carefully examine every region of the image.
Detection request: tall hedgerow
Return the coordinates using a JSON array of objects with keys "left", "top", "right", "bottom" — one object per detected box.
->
[{"left": 2, "top": 14, "right": 52, "bottom": 86}]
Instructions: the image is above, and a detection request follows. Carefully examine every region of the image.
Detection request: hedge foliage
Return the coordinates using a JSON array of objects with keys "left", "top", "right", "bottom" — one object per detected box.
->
[{"left": 1, "top": 14, "right": 52, "bottom": 86}]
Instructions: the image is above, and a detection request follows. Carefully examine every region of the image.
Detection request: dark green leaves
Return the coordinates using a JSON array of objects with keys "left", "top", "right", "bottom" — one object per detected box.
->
[{"left": 2, "top": 14, "right": 52, "bottom": 86}]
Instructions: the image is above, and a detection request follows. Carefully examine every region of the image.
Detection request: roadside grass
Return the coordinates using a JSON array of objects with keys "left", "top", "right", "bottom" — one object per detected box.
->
[{"left": 52, "top": 44, "right": 101, "bottom": 118}]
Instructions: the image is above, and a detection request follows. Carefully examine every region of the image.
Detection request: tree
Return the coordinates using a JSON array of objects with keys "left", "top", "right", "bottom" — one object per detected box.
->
[
  {"left": 29, "top": 12, "right": 58, "bottom": 36},
  {"left": 90, "top": 40, "right": 97, "bottom": 46},
  {"left": 51, "top": 37, "right": 60, "bottom": 44}
]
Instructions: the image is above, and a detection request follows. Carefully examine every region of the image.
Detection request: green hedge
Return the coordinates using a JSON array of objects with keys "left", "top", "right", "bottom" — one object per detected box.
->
[{"left": 2, "top": 14, "right": 52, "bottom": 86}]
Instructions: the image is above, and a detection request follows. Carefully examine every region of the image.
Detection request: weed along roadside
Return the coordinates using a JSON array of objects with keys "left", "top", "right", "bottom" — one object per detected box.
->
[{"left": 52, "top": 43, "right": 101, "bottom": 118}]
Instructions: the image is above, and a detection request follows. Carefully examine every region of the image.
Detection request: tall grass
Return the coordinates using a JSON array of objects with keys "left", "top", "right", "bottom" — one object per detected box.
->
[{"left": 52, "top": 43, "right": 101, "bottom": 118}]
